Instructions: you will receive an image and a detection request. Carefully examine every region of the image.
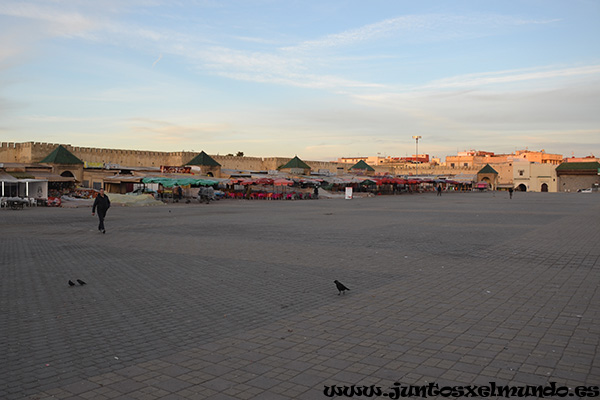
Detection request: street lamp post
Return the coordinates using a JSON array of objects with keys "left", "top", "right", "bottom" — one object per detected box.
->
[{"left": 412, "top": 135, "right": 422, "bottom": 176}]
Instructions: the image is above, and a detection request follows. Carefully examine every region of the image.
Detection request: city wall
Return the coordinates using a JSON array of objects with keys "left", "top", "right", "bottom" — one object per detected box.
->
[
  {"left": 1, "top": 141, "right": 487, "bottom": 176},
  {"left": 0, "top": 142, "right": 352, "bottom": 174},
  {"left": 1, "top": 142, "right": 35, "bottom": 163}
]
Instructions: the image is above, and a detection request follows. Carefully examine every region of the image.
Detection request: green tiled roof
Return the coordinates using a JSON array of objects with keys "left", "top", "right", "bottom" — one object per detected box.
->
[
  {"left": 556, "top": 162, "right": 600, "bottom": 171},
  {"left": 349, "top": 160, "right": 375, "bottom": 171},
  {"left": 478, "top": 164, "right": 498, "bottom": 174},
  {"left": 185, "top": 151, "right": 221, "bottom": 167},
  {"left": 279, "top": 156, "right": 311, "bottom": 170},
  {"left": 40, "top": 145, "right": 83, "bottom": 164}
]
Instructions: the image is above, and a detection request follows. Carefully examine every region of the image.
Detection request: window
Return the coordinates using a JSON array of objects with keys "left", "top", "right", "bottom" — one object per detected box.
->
[
  {"left": 450, "top": 163, "right": 455, "bottom": 168},
  {"left": 518, "top": 170, "right": 524, "bottom": 176},
  {"left": 463, "top": 163, "right": 468, "bottom": 167}
]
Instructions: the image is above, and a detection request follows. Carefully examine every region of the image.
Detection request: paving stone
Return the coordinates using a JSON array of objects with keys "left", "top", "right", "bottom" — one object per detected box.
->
[
  {"left": 151, "top": 378, "right": 194, "bottom": 393},
  {"left": 2, "top": 192, "right": 599, "bottom": 399}
]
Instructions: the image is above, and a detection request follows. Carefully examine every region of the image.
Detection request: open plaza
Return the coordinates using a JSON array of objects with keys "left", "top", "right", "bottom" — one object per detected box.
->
[{"left": 1, "top": 191, "right": 599, "bottom": 399}]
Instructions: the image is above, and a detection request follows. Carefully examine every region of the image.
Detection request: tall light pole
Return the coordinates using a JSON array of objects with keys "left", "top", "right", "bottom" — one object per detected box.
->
[{"left": 412, "top": 135, "right": 422, "bottom": 176}]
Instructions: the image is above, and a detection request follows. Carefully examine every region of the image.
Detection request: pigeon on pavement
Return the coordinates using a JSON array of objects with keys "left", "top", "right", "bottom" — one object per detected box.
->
[
  {"left": 77, "top": 279, "right": 87, "bottom": 285},
  {"left": 68, "top": 280, "right": 76, "bottom": 287}
]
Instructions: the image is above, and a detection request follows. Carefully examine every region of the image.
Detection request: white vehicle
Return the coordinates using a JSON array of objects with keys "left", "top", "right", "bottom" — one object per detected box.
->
[{"left": 578, "top": 188, "right": 592, "bottom": 193}]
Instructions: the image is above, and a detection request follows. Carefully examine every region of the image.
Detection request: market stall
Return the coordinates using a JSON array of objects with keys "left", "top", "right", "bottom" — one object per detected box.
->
[{"left": 1, "top": 172, "right": 48, "bottom": 206}]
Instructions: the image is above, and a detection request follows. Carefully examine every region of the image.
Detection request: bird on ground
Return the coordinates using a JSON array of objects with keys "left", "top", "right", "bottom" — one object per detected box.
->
[
  {"left": 68, "top": 280, "right": 76, "bottom": 287},
  {"left": 77, "top": 279, "right": 87, "bottom": 285},
  {"left": 334, "top": 280, "right": 350, "bottom": 295}
]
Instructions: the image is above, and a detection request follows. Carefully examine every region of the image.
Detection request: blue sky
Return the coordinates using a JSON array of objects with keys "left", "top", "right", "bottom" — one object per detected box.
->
[{"left": 1, "top": 0, "right": 599, "bottom": 161}]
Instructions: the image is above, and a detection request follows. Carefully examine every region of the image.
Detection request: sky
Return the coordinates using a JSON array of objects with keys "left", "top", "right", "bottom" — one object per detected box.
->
[{"left": 1, "top": 0, "right": 599, "bottom": 161}]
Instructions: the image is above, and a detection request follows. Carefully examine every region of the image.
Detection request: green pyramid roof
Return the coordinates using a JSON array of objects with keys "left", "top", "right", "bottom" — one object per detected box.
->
[
  {"left": 279, "top": 156, "right": 311, "bottom": 170},
  {"left": 40, "top": 145, "right": 83, "bottom": 164},
  {"left": 349, "top": 160, "right": 375, "bottom": 171},
  {"left": 478, "top": 164, "right": 498, "bottom": 174},
  {"left": 556, "top": 161, "right": 600, "bottom": 171},
  {"left": 185, "top": 151, "right": 221, "bottom": 167}
]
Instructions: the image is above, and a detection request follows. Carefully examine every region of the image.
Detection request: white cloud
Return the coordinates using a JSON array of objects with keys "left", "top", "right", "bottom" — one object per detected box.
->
[
  {"left": 283, "top": 13, "right": 559, "bottom": 52},
  {"left": 425, "top": 65, "right": 600, "bottom": 89},
  {"left": 0, "top": 2, "right": 99, "bottom": 37},
  {"left": 0, "top": 3, "right": 566, "bottom": 93}
]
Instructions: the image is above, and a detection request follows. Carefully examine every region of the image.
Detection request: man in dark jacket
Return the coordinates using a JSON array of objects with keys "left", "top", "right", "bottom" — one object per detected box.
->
[{"left": 92, "top": 188, "right": 111, "bottom": 233}]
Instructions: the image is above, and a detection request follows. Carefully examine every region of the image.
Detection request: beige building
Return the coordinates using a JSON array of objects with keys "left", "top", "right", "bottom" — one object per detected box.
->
[
  {"left": 514, "top": 149, "right": 562, "bottom": 165},
  {"left": 337, "top": 156, "right": 382, "bottom": 166},
  {"left": 445, "top": 149, "right": 562, "bottom": 168},
  {"left": 446, "top": 150, "right": 507, "bottom": 168},
  {"left": 563, "top": 155, "right": 599, "bottom": 163},
  {"left": 512, "top": 160, "right": 558, "bottom": 192}
]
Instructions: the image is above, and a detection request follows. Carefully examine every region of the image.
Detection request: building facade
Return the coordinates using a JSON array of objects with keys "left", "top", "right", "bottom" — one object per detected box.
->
[
  {"left": 556, "top": 162, "right": 600, "bottom": 192},
  {"left": 512, "top": 160, "right": 558, "bottom": 192}
]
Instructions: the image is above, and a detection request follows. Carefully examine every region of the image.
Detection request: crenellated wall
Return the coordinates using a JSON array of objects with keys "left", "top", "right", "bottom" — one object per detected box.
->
[
  {"left": 0, "top": 142, "right": 323, "bottom": 173},
  {"left": 1, "top": 142, "right": 35, "bottom": 163},
  {"left": 0, "top": 141, "right": 497, "bottom": 177},
  {"left": 0, "top": 142, "right": 205, "bottom": 167},
  {"left": 0, "top": 142, "right": 351, "bottom": 174},
  {"left": 213, "top": 155, "right": 268, "bottom": 171}
]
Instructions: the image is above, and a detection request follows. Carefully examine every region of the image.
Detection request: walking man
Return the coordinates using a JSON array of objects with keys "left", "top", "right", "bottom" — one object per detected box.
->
[
  {"left": 92, "top": 188, "right": 111, "bottom": 233},
  {"left": 509, "top": 187, "right": 514, "bottom": 199},
  {"left": 436, "top": 184, "right": 442, "bottom": 196}
]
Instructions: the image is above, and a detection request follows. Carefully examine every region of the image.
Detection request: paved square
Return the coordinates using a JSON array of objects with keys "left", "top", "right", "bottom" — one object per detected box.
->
[{"left": 1, "top": 192, "right": 599, "bottom": 399}]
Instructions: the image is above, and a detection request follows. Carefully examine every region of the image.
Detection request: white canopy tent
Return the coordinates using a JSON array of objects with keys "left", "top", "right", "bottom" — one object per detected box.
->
[
  {"left": 0, "top": 172, "right": 48, "bottom": 199},
  {"left": 18, "top": 179, "right": 48, "bottom": 199}
]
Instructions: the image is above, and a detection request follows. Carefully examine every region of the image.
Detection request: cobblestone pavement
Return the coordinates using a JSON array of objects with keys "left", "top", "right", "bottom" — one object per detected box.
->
[{"left": 1, "top": 192, "right": 599, "bottom": 399}]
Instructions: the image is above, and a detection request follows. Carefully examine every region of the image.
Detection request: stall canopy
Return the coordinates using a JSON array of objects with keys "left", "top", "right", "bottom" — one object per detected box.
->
[
  {"left": 141, "top": 177, "right": 218, "bottom": 187},
  {"left": 0, "top": 172, "right": 47, "bottom": 198},
  {"left": 18, "top": 179, "right": 48, "bottom": 198},
  {"left": 0, "top": 171, "right": 18, "bottom": 182},
  {"left": 27, "top": 171, "right": 77, "bottom": 182}
]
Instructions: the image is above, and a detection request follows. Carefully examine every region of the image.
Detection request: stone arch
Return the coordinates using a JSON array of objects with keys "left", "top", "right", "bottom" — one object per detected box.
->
[
  {"left": 60, "top": 171, "right": 75, "bottom": 177},
  {"left": 541, "top": 183, "right": 548, "bottom": 192},
  {"left": 517, "top": 183, "right": 527, "bottom": 192}
]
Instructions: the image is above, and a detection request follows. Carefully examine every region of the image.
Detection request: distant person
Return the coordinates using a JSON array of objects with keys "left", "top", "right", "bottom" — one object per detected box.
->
[
  {"left": 92, "top": 188, "right": 111, "bottom": 234},
  {"left": 436, "top": 185, "right": 442, "bottom": 196},
  {"left": 314, "top": 186, "right": 319, "bottom": 199},
  {"left": 173, "top": 184, "right": 183, "bottom": 202},
  {"left": 509, "top": 187, "right": 514, "bottom": 199}
]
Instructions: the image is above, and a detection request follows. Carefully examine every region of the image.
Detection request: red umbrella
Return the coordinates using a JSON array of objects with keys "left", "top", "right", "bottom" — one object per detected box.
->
[
  {"left": 273, "top": 178, "right": 293, "bottom": 186},
  {"left": 255, "top": 178, "right": 274, "bottom": 185}
]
